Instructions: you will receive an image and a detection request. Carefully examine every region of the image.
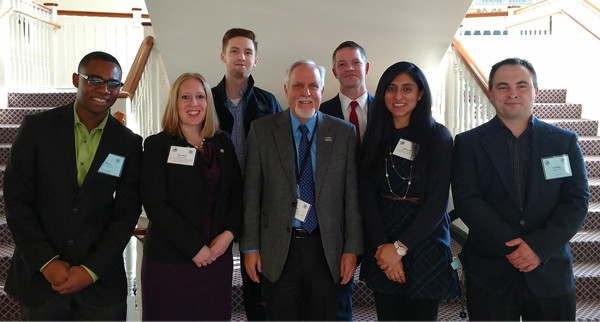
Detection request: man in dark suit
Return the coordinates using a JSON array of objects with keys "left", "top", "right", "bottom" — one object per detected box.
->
[
  {"left": 211, "top": 28, "right": 281, "bottom": 320},
  {"left": 241, "top": 60, "right": 363, "bottom": 320},
  {"left": 321, "top": 41, "right": 373, "bottom": 149},
  {"left": 3, "top": 51, "right": 142, "bottom": 320},
  {"left": 320, "top": 40, "right": 372, "bottom": 320},
  {"left": 452, "top": 58, "right": 589, "bottom": 320}
]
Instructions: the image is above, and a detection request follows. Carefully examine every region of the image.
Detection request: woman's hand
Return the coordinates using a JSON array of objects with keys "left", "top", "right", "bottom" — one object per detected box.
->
[
  {"left": 192, "top": 246, "right": 216, "bottom": 267},
  {"left": 375, "top": 243, "right": 402, "bottom": 271},
  {"left": 209, "top": 230, "right": 234, "bottom": 258}
]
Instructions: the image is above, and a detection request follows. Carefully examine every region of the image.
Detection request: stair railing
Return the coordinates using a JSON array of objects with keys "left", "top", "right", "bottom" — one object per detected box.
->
[
  {"left": 0, "top": 1, "right": 60, "bottom": 88},
  {"left": 438, "top": 38, "right": 495, "bottom": 137},
  {"left": 115, "top": 35, "right": 170, "bottom": 139}
]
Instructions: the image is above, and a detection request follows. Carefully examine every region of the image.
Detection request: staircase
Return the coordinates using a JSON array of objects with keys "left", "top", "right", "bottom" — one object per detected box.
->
[
  {"left": 0, "top": 91, "right": 76, "bottom": 321},
  {"left": 534, "top": 89, "right": 600, "bottom": 320}
]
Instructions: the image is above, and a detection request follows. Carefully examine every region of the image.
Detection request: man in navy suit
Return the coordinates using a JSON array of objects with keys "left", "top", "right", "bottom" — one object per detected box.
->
[
  {"left": 452, "top": 58, "right": 589, "bottom": 320},
  {"left": 321, "top": 41, "right": 373, "bottom": 150},
  {"left": 320, "top": 40, "right": 372, "bottom": 320},
  {"left": 4, "top": 51, "right": 142, "bottom": 320}
]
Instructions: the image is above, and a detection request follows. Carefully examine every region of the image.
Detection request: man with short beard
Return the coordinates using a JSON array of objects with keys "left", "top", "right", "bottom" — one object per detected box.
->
[{"left": 242, "top": 60, "right": 363, "bottom": 320}]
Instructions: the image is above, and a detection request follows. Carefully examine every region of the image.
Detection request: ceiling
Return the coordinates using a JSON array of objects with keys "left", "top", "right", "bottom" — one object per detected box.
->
[{"left": 145, "top": 0, "right": 472, "bottom": 105}]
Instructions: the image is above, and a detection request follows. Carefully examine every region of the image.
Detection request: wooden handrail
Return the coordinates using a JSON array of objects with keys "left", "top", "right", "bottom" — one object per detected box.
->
[
  {"left": 452, "top": 38, "right": 490, "bottom": 99},
  {"left": 582, "top": 0, "right": 600, "bottom": 15},
  {"left": 0, "top": 8, "right": 61, "bottom": 30},
  {"left": 56, "top": 9, "right": 150, "bottom": 19},
  {"left": 118, "top": 36, "right": 155, "bottom": 99},
  {"left": 465, "top": 12, "right": 508, "bottom": 18}
]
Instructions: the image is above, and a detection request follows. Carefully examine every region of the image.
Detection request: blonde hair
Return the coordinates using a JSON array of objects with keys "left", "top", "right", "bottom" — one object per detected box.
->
[{"left": 161, "top": 73, "right": 220, "bottom": 138}]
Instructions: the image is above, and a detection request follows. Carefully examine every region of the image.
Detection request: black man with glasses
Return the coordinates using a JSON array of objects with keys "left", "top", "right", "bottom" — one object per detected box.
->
[{"left": 3, "top": 51, "right": 142, "bottom": 320}]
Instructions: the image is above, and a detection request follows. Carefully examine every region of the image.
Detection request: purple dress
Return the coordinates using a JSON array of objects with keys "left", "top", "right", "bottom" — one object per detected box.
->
[{"left": 141, "top": 141, "right": 233, "bottom": 321}]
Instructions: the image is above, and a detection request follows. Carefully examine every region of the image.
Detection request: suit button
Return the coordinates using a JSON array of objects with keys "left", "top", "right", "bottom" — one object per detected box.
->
[
  {"left": 68, "top": 240, "right": 74, "bottom": 245},
  {"left": 72, "top": 208, "right": 78, "bottom": 215},
  {"left": 519, "top": 219, "right": 526, "bottom": 226}
]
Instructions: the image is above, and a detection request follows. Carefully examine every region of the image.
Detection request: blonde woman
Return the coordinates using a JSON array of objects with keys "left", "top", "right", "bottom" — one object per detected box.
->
[{"left": 140, "top": 73, "right": 242, "bottom": 320}]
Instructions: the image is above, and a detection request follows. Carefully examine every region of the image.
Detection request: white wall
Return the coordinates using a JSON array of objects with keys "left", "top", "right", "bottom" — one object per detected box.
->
[{"left": 145, "top": 0, "right": 472, "bottom": 107}]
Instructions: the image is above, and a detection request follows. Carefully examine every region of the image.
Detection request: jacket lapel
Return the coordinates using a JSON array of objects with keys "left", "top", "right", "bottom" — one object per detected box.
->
[
  {"left": 315, "top": 113, "right": 333, "bottom": 202},
  {"left": 79, "top": 115, "right": 117, "bottom": 195},
  {"left": 524, "top": 117, "right": 549, "bottom": 210},
  {"left": 479, "top": 117, "right": 520, "bottom": 207},
  {"left": 55, "top": 104, "right": 79, "bottom": 189},
  {"left": 273, "top": 111, "right": 298, "bottom": 197}
]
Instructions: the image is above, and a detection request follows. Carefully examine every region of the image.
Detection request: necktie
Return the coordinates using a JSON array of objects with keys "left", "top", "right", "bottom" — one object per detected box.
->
[
  {"left": 298, "top": 124, "right": 318, "bottom": 233},
  {"left": 349, "top": 101, "right": 361, "bottom": 146}
]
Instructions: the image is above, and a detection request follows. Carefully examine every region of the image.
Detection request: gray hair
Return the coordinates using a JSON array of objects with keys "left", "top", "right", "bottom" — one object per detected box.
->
[{"left": 285, "top": 59, "right": 326, "bottom": 87}]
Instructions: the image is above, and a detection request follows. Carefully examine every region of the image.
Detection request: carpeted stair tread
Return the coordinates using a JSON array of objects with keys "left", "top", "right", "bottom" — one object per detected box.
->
[
  {"left": 0, "top": 215, "right": 11, "bottom": 244},
  {"left": 0, "top": 243, "right": 15, "bottom": 282},
  {"left": 535, "top": 89, "right": 567, "bottom": 104},
  {"left": 533, "top": 103, "right": 582, "bottom": 119},
  {"left": 0, "top": 284, "right": 20, "bottom": 321},
  {"left": 584, "top": 156, "right": 600, "bottom": 178},
  {"left": 576, "top": 299, "right": 600, "bottom": 321},
  {"left": 585, "top": 201, "right": 600, "bottom": 231},
  {"left": 8, "top": 92, "right": 75, "bottom": 108},
  {"left": 0, "top": 125, "right": 20, "bottom": 144},
  {"left": 0, "top": 107, "right": 53, "bottom": 125},
  {"left": 588, "top": 178, "right": 600, "bottom": 203},
  {"left": 579, "top": 136, "right": 600, "bottom": 156},
  {"left": 541, "top": 119, "right": 598, "bottom": 137},
  {"left": 570, "top": 230, "right": 600, "bottom": 263}
]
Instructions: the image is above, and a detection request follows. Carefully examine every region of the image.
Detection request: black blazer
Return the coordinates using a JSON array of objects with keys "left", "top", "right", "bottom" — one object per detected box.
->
[
  {"left": 319, "top": 93, "right": 374, "bottom": 121},
  {"left": 452, "top": 116, "right": 589, "bottom": 297},
  {"left": 4, "top": 103, "right": 142, "bottom": 306},
  {"left": 141, "top": 131, "right": 242, "bottom": 263},
  {"left": 212, "top": 75, "right": 282, "bottom": 137}
]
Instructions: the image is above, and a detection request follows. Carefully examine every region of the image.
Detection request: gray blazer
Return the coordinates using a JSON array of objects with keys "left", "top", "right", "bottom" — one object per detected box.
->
[{"left": 241, "top": 110, "right": 363, "bottom": 284}]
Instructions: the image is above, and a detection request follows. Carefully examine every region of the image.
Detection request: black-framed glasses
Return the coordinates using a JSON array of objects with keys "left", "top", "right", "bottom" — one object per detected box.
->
[{"left": 79, "top": 73, "right": 123, "bottom": 89}]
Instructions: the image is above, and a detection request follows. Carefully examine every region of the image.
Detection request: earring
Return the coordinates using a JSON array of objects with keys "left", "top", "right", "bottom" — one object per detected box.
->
[{"left": 418, "top": 97, "right": 422, "bottom": 101}]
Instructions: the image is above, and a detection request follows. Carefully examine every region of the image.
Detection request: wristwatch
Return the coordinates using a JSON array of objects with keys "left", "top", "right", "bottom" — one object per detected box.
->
[{"left": 394, "top": 241, "right": 407, "bottom": 256}]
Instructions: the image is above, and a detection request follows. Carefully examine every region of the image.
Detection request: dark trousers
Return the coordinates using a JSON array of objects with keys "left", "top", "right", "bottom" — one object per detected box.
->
[
  {"left": 466, "top": 274, "right": 576, "bottom": 321},
  {"left": 262, "top": 234, "right": 338, "bottom": 320},
  {"left": 373, "top": 292, "right": 440, "bottom": 321},
  {"left": 20, "top": 294, "right": 126, "bottom": 321},
  {"left": 335, "top": 277, "right": 354, "bottom": 320},
  {"left": 240, "top": 251, "right": 267, "bottom": 320}
]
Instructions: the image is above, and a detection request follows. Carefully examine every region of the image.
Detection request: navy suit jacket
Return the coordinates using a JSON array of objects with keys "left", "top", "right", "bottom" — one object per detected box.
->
[
  {"left": 320, "top": 93, "right": 374, "bottom": 122},
  {"left": 4, "top": 103, "right": 142, "bottom": 306},
  {"left": 452, "top": 116, "right": 589, "bottom": 297}
]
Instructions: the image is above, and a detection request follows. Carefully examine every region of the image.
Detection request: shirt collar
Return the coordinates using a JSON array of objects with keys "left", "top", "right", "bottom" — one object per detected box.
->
[
  {"left": 339, "top": 91, "right": 368, "bottom": 112},
  {"left": 73, "top": 103, "right": 109, "bottom": 131},
  {"left": 290, "top": 110, "right": 318, "bottom": 136}
]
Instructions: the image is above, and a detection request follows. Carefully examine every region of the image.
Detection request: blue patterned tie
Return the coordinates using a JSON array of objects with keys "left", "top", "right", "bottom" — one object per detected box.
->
[{"left": 298, "top": 124, "right": 318, "bottom": 233}]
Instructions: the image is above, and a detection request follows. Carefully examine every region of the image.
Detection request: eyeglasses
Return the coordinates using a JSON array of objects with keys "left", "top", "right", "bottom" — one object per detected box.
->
[{"left": 79, "top": 73, "right": 123, "bottom": 89}]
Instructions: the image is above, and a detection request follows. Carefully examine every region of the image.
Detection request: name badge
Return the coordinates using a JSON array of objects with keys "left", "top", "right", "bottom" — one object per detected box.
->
[
  {"left": 393, "top": 139, "right": 419, "bottom": 161},
  {"left": 294, "top": 198, "right": 311, "bottom": 222},
  {"left": 541, "top": 154, "right": 572, "bottom": 180},
  {"left": 98, "top": 153, "right": 125, "bottom": 177},
  {"left": 167, "top": 146, "right": 196, "bottom": 166}
]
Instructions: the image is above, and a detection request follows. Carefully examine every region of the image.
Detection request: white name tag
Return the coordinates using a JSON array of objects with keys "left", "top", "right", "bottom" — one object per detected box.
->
[
  {"left": 294, "top": 198, "right": 311, "bottom": 222},
  {"left": 167, "top": 146, "right": 196, "bottom": 166},
  {"left": 98, "top": 153, "right": 125, "bottom": 177},
  {"left": 393, "top": 139, "right": 419, "bottom": 161},
  {"left": 541, "top": 154, "right": 572, "bottom": 180}
]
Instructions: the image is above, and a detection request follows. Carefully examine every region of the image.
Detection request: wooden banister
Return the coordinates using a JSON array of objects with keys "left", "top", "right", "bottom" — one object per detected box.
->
[
  {"left": 0, "top": 8, "right": 61, "bottom": 30},
  {"left": 56, "top": 10, "right": 150, "bottom": 19},
  {"left": 452, "top": 38, "right": 490, "bottom": 99},
  {"left": 118, "top": 36, "right": 155, "bottom": 99}
]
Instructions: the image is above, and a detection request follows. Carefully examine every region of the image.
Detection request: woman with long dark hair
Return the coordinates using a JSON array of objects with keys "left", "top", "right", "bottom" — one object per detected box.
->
[{"left": 359, "top": 62, "right": 458, "bottom": 320}]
